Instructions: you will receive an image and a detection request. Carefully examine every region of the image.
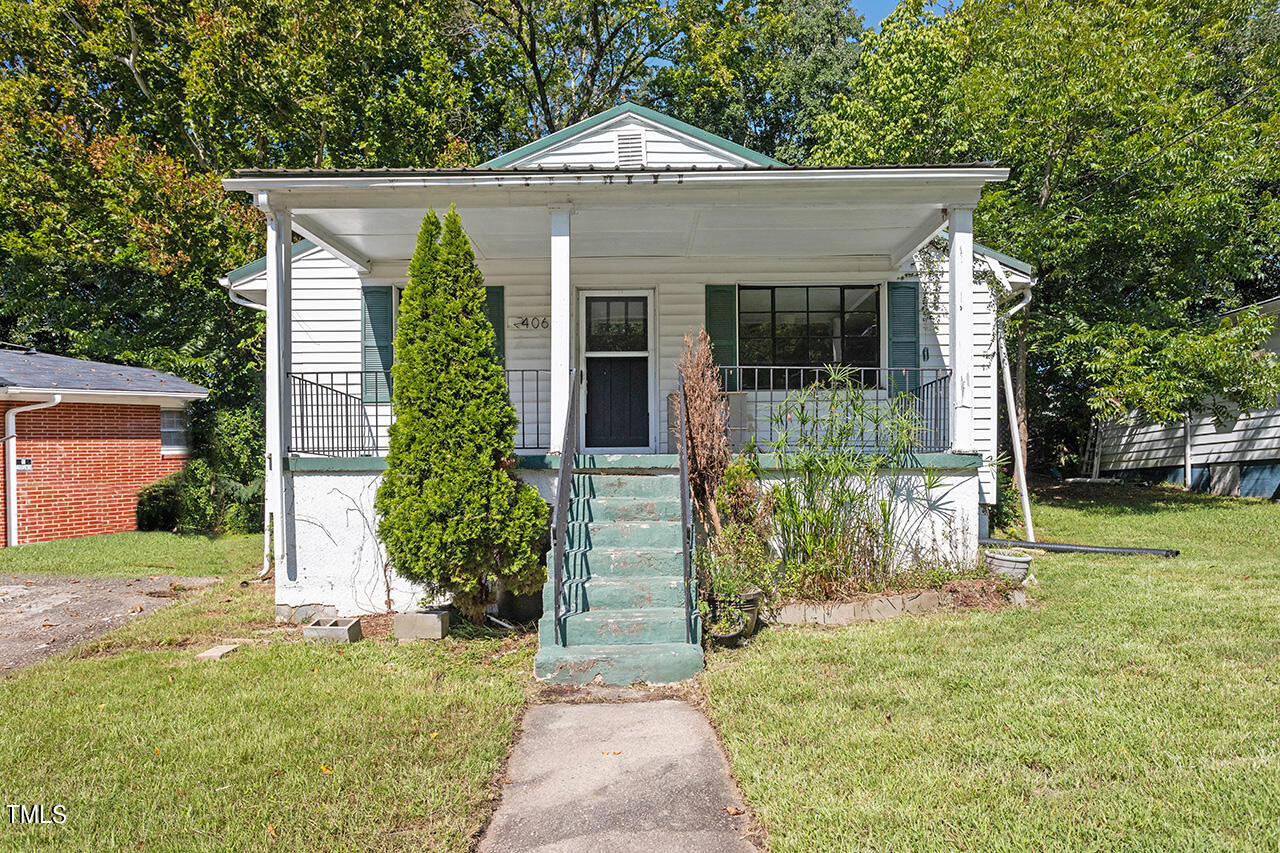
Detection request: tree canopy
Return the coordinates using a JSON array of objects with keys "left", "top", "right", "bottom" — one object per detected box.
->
[{"left": 812, "top": 0, "right": 1280, "bottom": 462}]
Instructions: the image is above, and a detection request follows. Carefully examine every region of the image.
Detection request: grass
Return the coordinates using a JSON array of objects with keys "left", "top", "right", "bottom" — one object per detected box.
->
[
  {"left": 0, "top": 571, "right": 534, "bottom": 852},
  {"left": 703, "top": 483, "right": 1280, "bottom": 851},
  {"left": 0, "top": 531, "right": 264, "bottom": 577}
]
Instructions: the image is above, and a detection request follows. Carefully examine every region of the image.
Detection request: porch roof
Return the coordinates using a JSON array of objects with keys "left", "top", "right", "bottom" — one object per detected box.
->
[{"left": 222, "top": 163, "right": 1009, "bottom": 279}]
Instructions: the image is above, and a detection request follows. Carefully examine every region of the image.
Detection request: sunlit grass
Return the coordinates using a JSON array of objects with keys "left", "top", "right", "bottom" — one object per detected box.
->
[
  {"left": 0, "top": 531, "right": 264, "bottom": 578},
  {"left": 704, "top": 483, "right": 1280, "bottom": 851},
  {"left": 0, "top": 569, "right": 533, "bottom": 852}
]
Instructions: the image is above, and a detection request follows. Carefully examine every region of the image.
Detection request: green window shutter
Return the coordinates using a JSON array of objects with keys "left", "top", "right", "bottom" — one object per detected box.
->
[
  {"left": 887, "top": 280, "right": 920, "bottom": 392},
  {"left": 484, "top": 285, "right": 505, "bottom": 363},
  {"left": 361, "top": 285, "right": 395, "bottom": 403},
  {"left": 705, "top": 285, "right": 737, "bottom": 390}
]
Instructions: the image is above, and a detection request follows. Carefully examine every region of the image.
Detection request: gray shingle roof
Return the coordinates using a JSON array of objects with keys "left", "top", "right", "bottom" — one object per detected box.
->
[{"left": 0, "top": 349, "right": 208, "bottom": 397}]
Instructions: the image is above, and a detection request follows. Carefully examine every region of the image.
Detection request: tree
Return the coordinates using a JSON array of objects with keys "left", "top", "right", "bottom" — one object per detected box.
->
[
  {"left": 375, "top": 208, "right": 548, "bottom": 621},
  {"left": 644, "top": 0, "right": 866, "bottom": 162},
  {"left": 468, "top": 0, "right": 681, "bottom": 139},
  {"left": 810, "top": 0, "right": 1280, "bottom": 468}
]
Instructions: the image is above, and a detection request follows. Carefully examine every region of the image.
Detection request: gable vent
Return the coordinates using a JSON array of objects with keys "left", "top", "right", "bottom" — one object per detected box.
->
[{"left": 616, "top": 130, "right": 646, "bottom": 169}]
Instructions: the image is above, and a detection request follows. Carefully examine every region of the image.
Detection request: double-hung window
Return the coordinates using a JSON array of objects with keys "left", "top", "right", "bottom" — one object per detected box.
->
[{"left": 160, "top": 409, "right": 190, "bottom": 454}]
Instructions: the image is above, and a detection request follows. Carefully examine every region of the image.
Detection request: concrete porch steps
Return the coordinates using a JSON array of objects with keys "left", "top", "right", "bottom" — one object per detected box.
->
[{"left": 534, "top": 468, "right": 703, "bottom": 686}]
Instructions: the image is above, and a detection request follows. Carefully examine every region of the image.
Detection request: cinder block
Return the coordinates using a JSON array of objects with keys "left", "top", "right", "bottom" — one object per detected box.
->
[
  {"left": 195, "top": 644, "right": 239, "bottom": 661},
  {"left": 302, "top": 617, "right": 363, "bottom": 643},
  {"left": 394, "top": 609, "right": 450, "bottom": 641}
]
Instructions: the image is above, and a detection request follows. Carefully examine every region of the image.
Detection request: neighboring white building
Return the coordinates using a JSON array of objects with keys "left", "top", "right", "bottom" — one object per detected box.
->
[
  {"left": 221, "top": 104, "right": 1032, "bottom": 637},
  {"left": 1096, "top": 295, "right": 1280, "bottom": 498}
]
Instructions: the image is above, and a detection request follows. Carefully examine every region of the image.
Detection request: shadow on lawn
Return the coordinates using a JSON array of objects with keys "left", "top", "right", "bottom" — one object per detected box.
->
[{"left": 1028, "top": 478, "right": 1252, "bottom": 516}]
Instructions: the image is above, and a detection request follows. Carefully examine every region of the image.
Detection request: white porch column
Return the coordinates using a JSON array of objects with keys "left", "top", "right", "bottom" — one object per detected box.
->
[
  {"left": 262, "top": 194, "right": 293, "bottom": 575},
  {"left": 948, "top": 205, "right": 976, "bottom": 452},
  {"left": 549, "top": 204, "right": 572, "bottom": 451}
]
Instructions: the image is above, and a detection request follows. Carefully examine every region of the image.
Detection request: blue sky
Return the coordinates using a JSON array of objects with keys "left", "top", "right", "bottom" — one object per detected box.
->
[{"left": 858, "top": 0, "right": 903, "bottom": 25}]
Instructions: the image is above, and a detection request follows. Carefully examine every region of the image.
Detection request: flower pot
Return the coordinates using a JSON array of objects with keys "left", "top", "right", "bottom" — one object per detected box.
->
[
  {"left": 736, "top": 587, "right": 764, "bottom": 637},
  {"left": 706, "top": 588, "right": 764, "bottom": 647},
  {"left": 986, "top": 549, "right": 1032, "bottom": 582}
]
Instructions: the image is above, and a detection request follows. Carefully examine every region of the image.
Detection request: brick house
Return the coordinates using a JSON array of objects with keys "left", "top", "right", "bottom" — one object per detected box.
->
[{"left": 0, "top": 348, "right": 208, "bottom": 547}]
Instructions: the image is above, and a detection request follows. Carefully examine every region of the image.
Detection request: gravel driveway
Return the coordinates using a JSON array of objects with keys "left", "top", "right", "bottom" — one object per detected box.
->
[{"left": 0, "top": 575, "right": 218, "bottom": 674}]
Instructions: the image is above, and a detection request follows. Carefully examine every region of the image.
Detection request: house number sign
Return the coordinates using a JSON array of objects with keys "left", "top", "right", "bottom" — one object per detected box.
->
[
  {"left": 14, "top": 458, "right": 32, "bottom": 472},
  {"left": 508, "top": 316, "right": 550, "bottom": 330}
]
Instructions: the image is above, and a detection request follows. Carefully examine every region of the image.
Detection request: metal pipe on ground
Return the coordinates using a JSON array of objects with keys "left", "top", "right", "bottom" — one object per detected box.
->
[{"left": 981, "top": 538, "right": 1179, "bottom": 558}]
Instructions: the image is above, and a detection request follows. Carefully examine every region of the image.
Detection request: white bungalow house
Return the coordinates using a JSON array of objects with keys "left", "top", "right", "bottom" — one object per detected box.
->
[
  {"left": 222, "top": 104, "right": 1032, "bottom": 683},
  {"left": 1095, "top": 295, "right": 1280, "bottom": 498}
]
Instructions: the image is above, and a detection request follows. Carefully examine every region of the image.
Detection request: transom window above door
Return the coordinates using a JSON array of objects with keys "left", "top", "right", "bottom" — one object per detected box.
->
[
  {"left": 738, "top": 285, "right": 880, "bottom": 366},
  {"left": 586, "top": 296, "right": 648, "bottom": 352}
]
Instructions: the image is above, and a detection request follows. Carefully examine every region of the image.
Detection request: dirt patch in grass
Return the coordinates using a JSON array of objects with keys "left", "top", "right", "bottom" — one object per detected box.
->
[
  {"left": 0, "top": 575, "right": 218, "bottom": 673},
  {"left": 358, "top": 612, "right": 394, "bottom": 640},
  {"left": 943, "top": 577, "right": 1022, "bottom": 610}
]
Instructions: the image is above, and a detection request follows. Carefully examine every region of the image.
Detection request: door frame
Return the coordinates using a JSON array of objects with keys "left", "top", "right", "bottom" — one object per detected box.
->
[{"left": 578, "top": 288, "right": 657, "bottom": 453}]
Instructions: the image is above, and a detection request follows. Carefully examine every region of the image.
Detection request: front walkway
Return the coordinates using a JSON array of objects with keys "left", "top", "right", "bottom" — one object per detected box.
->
[{"left": 479, "top": 698, "right": 759, "bottom": 852}]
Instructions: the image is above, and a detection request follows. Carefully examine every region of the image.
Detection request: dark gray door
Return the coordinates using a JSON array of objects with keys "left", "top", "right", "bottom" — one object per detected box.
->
[{"left": 583, "top": 295, "right": 650, "bottom": 449}]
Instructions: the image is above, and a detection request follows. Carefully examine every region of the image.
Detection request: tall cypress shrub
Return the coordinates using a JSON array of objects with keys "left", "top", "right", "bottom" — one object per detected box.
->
[{"left": 376, "top": 207, "right": 548, "bottom": 620}]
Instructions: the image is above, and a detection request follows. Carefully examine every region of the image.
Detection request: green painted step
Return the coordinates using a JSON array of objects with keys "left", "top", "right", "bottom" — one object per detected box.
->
[
  {"left": 565, "top": 521, "right": 683, "bottom": 550},
  {"left": 534, "top": 641, "right": 704, "bottom": 685},
  {"left": 551, "top": 576, "right": 687, "bottom": 610},
  {"left": 560, "top": 607, "right": 690, "bottom": 646},
  {"left": 560, "top": 547, "right": 686, "bottom": 579},
  {"left": 570, "top": 474, "right": 680, "bottom": 499},
  {"left": 567, "top": 496, "right": 682, "bottom": 522}
]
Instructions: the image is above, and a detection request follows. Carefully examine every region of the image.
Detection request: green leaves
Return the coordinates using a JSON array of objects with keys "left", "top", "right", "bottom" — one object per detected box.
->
[
  {"left": 1059, "top": 309, "right": 1280, "bottom": 426},
  {"left": 375, "top": 208, "right": 548, "bottom": 622}
]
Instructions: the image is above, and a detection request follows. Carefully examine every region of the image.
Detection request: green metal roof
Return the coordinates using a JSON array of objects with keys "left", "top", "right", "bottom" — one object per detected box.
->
[
  {"left": 222, "top": 239, "right": 316, "bottom": 286},
  {"left": 480, "top": 104, "right": 785, "bottom": 169}
]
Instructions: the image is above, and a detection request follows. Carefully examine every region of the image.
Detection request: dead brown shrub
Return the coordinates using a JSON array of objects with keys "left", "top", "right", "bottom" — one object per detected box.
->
[{"left": 677, "top": 329, "right": 731, "bottom": 534}]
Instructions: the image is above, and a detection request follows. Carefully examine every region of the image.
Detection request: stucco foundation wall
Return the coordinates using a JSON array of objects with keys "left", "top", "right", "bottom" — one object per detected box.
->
[
  {"left": 757, "top": 467, "right": 980, "bottom": 567},
  {"left": 284, "top": 471, "right": 426, "bottom": 618}
]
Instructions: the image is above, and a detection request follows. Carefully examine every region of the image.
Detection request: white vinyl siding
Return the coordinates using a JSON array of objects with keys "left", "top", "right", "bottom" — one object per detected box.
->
[
  {"left": 509, "top": 118, "right": 752, "bottom": 170},
  {"left": 1098, "top": 406, "right": 1280, "bottom": 470}
]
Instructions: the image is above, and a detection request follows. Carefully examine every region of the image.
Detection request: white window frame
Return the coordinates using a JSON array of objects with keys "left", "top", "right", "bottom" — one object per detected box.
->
[{"left": 160, "top": 409, "right": 190, "bottom": 454}]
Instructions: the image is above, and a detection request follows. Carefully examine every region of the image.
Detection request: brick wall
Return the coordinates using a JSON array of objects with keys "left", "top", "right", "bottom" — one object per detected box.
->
[{"left": 0, "top": 402, "right": 188, "bottom": 547}]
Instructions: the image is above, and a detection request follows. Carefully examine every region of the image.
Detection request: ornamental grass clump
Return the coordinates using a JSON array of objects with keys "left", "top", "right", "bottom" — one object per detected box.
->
[
  {"left": 767, "top": 365, "right": 943, "bottom": 597},
  {"left": 375, "top": 207, "right": 548, "bottom": 622}
]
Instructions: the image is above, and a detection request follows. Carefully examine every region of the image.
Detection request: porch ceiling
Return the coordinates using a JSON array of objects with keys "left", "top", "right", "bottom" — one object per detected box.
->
[{"left": 223, "top": 166, "right": 1009, "bottom": 274}]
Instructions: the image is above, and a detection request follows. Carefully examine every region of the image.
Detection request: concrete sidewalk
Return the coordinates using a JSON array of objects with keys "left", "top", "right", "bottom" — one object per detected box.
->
[{"left": 479, "top": 699, "right": 759, "bottom": 853}]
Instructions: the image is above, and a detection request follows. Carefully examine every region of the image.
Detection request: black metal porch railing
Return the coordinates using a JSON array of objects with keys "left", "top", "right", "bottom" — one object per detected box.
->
[
  {"left": 716, "top": 365, "right": 952, "bottom": 453},
  {"left": 287, "top": 369, "right": 551, "bottom": 456}
]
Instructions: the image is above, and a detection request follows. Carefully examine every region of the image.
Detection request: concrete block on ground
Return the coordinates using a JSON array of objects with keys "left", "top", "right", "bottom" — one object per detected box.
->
[
  {"left": 394, "top": 609, "right": 450, "bottom": 640},
  {"left": 302, "top": 617, "right": 363, "bottom": 643},
  {"left": 195, "top": 644, "right": 239, "bottom": 661}
]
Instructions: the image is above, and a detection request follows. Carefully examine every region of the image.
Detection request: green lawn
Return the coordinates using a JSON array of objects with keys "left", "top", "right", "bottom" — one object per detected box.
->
[
  {"left": 703, "top": 483, "right": 1280, "bottom": 851},
  {"left": 0, "top": 531, "right": 263, "bottom": 577},
  {"left": 0, "top": 572, "right": 534, "bottom": 852}
]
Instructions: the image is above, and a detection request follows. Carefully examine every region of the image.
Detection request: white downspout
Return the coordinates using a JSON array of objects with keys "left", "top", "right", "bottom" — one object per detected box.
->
[
  {"left": 984, "top": 256, "right": 1036, "bottom": 542},
  {"left": 4, "top": 394, "right": 62, "bottom": 547}
]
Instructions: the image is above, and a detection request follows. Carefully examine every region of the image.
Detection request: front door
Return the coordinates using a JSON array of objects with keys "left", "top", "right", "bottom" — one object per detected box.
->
[{"left": 582, "top": 293, "right": 652, "bottom": 451}]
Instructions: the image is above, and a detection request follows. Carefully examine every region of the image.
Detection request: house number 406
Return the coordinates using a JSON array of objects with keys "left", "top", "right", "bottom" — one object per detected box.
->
[{"left": 508, "top": 316, "right": 550, "bottom": 330}]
